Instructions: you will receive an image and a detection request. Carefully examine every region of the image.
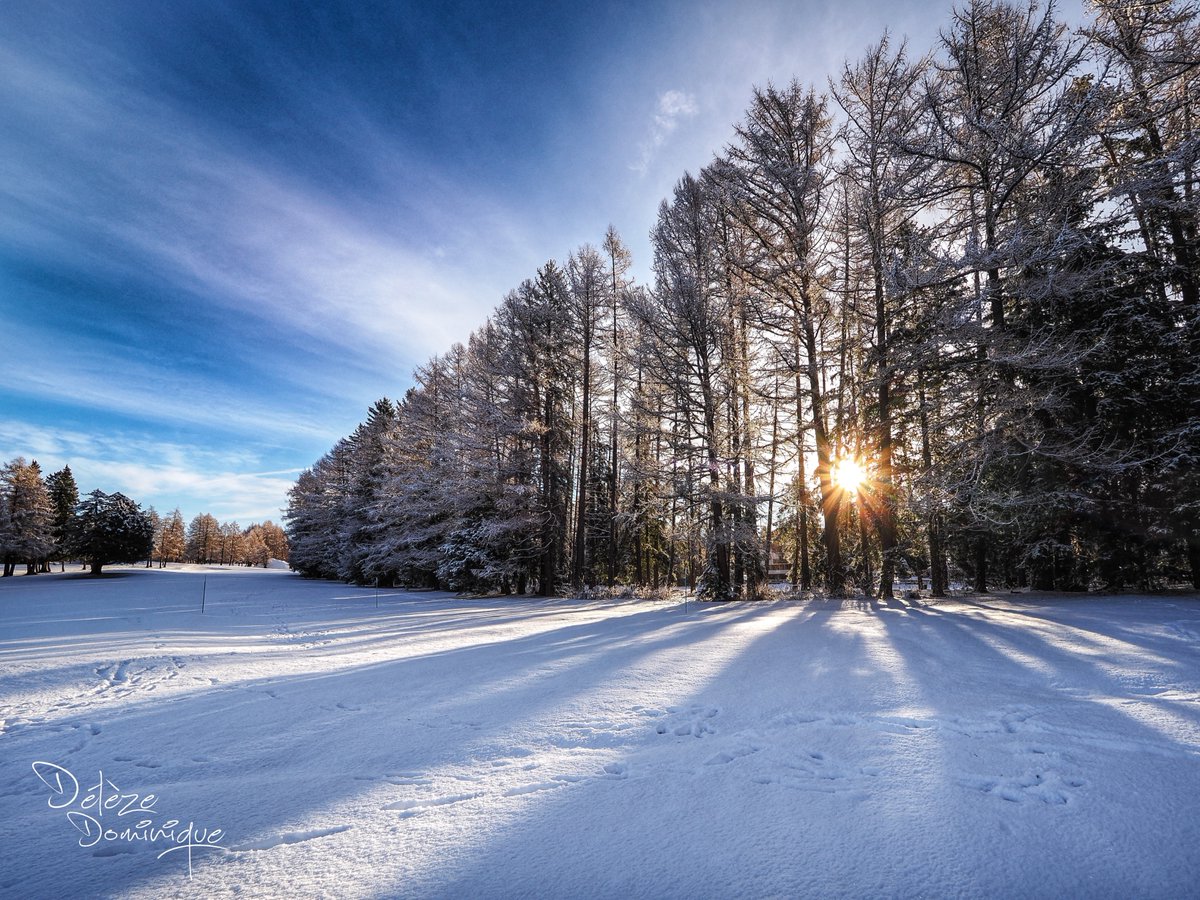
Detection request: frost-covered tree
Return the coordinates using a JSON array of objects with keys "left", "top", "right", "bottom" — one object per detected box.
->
[
  {"left": 634, "top": 172, "right": 740, "bottom": 598},
  {"left": 930, "top": 0, "right": 1100, "bottom": 587},
  {"left": 337, "top": 398, "right": 398, "bottom": 583},
  {"left": 832, "top": 36, "right": 929, "bottom": 598},
  {"left": 286, "top": 441, "right": 352, "bottom": 578},
  {"left": 725, "top": 82, "right": 844, "bottom": 593},
  {"left": 283, "top": 0, "right": 1200, "bottom": 595},
  {"left": 569, "top": 244, "right": 607, "bottom": 588},
  {"left": 0, "top": 481, "right": 13, "bottom": 578}
]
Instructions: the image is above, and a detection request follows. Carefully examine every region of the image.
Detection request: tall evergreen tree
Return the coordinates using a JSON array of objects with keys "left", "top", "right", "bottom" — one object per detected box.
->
[
  {"left": 69, "top": 490, "right": 155, "bottom": 575},
  {"left": 45, "top": 465, "right": 79, "bottom": 572}
]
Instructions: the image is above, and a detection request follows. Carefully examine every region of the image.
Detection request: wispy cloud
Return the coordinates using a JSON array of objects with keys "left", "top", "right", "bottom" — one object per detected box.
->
[
  {"left": 0, "top": 54, "right": 519, "bottom": 364},
  {"left": 631, "top": 89, "right": 699, "bottom": 175},
  {"left": 0, "top": 421, "right": 297, "bottom": 523}
]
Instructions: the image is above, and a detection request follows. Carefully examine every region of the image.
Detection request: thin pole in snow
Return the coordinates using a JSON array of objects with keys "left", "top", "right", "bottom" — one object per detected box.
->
[{"left": 201, "top": 574, "right": 207, "bottom": 613}]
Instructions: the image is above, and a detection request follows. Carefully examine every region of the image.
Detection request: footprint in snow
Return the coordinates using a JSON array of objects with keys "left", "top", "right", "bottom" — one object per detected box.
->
[
  {"left": 960, "top": 769, "right": 1084, "bottom": 805},
  {"left": 655, "top": 705, "right": 720, "bottom": 738}
]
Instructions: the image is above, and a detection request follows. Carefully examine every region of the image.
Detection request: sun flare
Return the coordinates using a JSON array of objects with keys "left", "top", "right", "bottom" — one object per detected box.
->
[{"left": 832, "top": 456, "right": 868, "bottom": 494}]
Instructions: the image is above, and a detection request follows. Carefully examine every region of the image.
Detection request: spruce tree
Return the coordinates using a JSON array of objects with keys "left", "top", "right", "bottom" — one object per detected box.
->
[
  {"left": 69, "top": 490, "right": 155, "bottom": 575},
  {"left": 45, "top": 465, "right": 79, "bottom": 572}
]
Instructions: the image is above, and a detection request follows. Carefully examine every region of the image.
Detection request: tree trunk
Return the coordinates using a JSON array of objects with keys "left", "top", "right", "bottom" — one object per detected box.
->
[
  {"left": 874, "top": 262, "right": 897, "bottom": 599},
  {"left": 572, "top": 336, "right": 591, "bottom": 588},
  {"left": 540, "top": 390, "right": 557, "bottom": 597},
  {"left": 974, "top": 538, "right": 988, "bottom": 593},
  {"left": 918, "top": 369, "right": 947, "bottom": 598},
  {"left": 764, "top": 390, "right": 780, "bottom": 577}
]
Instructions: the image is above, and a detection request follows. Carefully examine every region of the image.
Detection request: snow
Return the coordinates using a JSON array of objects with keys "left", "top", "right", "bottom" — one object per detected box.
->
[{"left": 2, "top": 566, "right": 1199, "bottom": 898}]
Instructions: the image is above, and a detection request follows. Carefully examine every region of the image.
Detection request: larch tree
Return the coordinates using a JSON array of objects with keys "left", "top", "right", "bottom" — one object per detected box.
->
[
  {"left": 832, "top": 35, "right": 929, "bottom": 598},
  {"left": 726, "top": 81, "right": 845, "bottom": 594},
  {"left": 1, "top": 458, "right": 54, "bottom": 576}
]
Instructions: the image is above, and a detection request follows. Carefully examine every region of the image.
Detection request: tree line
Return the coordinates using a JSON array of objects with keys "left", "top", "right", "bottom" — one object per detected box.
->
[
  {"left": 0, "top": 458, "right": 289, "bottom": 575},
  {"left": 286, "top": 0, "right": 1200, "bottom": 598}
]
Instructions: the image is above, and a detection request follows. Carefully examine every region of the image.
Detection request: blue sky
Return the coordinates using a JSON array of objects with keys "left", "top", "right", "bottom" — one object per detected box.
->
[{"left": 1, "top": 0, "right": 1085, "bottom": 524}]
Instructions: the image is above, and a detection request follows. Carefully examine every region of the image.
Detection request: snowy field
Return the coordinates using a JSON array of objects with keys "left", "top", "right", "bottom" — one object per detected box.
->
[{"left": 1, "top": 567, "right": 1199, "bottom": 899}]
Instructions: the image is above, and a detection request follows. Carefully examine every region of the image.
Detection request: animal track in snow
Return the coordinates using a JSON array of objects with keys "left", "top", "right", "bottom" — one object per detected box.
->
[
  {"left": 503, "top": 781, "right": 565, "bottom": 797},
  {"left": 385, "top": 792, "right": 483, "bottom": 818},
  {"left": 960, "top": 770, "right": 1083, "bottom": 806},
  {"left": 654, "top": 704, "right": 720, "bottom": 738},
  {"left": 960, "top": 735, "right": 1086, "bottom": 807},
  {"left": 88, "top": 656, "right": 187, "bottom": 704},
  {"left": 705, "top": 744, "right": 761, "bottom": 766},
  {"left": 233, "top": 824, "right": 353, "bottom": 851}
]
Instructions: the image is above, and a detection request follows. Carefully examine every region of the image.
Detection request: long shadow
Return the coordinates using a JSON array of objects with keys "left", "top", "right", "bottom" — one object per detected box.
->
[
  {"left": 1, "top": 595, "right": 779, "bottom": 897},
  {"left": 397, "top": 600, "right": 930, "bottom": 898},
  {"left": 405, "top": 596, "right": 1200, "bottom": 898},
  {"left": 0, "top": 578, "right": 647, "bottom": 713},
  {"left": 913, "top": 601, "right": 1200, "bottom": 734},
  {"left": 12, "top": 587, "right": 1198, "bottom": 898},
  {"left": 865, "top": 599, "right": 1200, "bottom": 894}
]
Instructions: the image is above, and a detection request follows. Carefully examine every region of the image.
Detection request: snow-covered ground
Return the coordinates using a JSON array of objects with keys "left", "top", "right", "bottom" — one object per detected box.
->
[{"left": 2, "top": 566, "right": 1198, "bottom": 898}]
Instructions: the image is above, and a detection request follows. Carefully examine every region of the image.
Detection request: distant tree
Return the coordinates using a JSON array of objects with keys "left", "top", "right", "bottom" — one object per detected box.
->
[
  {"left": 186, "top": 513, "right": 221, "bottom": 563},
  {"left": 0, "top": 488, "right": 13, "bottom": 578},
  {"left": 242, "top": 526, "right": 271, "bottom": 567},
  {"left": 157, "top": 508, "right": 186, "bottom": 565},
  {"left": 45, "top": 465, "right": 79, "bottom": 572},
  {"left": 219, "top": 521, "right": 244, "bottom": 566},
  {"left": 68, "top": 490, "right": 155, "bottom": 575},
  {"left": 256, "top": 520, "right": 289, "bottom": 561},
  {"left": 144, "top": 507, "right": 161, "bottom": 568},
  {"left": 2, "top": 458, "right": 55, "bottom": 576}
]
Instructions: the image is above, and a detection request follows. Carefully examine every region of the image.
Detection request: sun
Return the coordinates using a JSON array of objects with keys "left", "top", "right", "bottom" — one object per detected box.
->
[{"left": 832, "top": 456, "right": 868, "bottom": 494}]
